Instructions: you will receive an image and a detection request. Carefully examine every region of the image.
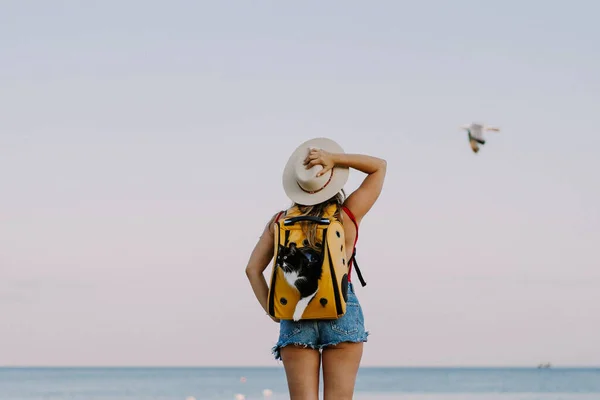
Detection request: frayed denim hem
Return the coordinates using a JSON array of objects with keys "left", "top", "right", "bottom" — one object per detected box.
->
[
  {"left": 319, "top": 331, "right": 369, "bottom": 350},
  {"left": 272, "top": 342, "right": 318, "bottom": 361},
  {"left": 272, "top": 331, "right": 369, "bottom": 361}
]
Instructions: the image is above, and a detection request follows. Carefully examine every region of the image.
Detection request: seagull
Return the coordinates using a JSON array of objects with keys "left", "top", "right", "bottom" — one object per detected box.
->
[{"left": 459, "top": 123, "right": 500, "bottom": 153}]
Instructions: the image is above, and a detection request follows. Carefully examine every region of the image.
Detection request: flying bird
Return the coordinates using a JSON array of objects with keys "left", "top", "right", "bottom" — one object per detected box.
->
[{"left": 459, "top": 123, "right": 500, "bottom": 153}]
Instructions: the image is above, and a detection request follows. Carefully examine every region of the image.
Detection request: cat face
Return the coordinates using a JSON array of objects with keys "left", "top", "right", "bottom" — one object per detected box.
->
[{"left": 277, "top": 242, "right": 309, "bottom": 273}]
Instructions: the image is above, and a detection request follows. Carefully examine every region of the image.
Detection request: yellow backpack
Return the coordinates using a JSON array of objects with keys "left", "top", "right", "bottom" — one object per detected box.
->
[{"left": 267, "top": 204, "right": 352, "bottom": 321}]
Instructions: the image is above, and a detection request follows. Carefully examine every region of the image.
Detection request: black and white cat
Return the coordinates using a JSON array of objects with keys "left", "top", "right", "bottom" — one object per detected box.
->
[{"left": 276, "top": 242, "right": 323, "bottom": 321}]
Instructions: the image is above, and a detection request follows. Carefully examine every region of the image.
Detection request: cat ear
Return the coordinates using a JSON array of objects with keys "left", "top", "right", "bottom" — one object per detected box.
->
[{"left": 288, "top": 242, "right": 300, "bottom": 255}]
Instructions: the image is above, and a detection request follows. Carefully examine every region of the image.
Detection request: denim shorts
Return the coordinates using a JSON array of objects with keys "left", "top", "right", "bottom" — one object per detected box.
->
[{"left": 272, "top": 283, "right": 369, "bottom": 360}]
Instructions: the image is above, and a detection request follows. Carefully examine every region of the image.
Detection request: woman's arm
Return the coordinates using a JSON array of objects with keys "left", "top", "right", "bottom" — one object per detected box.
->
[
  {"left": 335, "top": 153, "right": 386, "bottom": 223},
  {"left": 245, "top": 213, "right": 280, "bottom": 322},
  {"left": 304, "top": 149, "right": 387, "bottom": 223}
]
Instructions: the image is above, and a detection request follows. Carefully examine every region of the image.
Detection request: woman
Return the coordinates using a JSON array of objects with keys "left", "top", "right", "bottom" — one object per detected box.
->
[{"left": 245, "top": 137, "right": 386, "bottom": 399}]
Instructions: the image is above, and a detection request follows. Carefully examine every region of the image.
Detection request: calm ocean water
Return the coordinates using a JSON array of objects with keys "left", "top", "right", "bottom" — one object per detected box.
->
[{"left": 1, "top": 367, "right": 599, "bottom": 400}]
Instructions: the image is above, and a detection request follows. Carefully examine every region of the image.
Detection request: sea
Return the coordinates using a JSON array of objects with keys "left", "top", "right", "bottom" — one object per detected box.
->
[{"left": 1, "top": 367, "right": 599, "bottom": 400}]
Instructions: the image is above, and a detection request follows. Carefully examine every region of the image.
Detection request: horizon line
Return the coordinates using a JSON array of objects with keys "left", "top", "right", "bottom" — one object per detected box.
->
[{"left": 2, "top": 365, "right": 599, "bottom": 369}]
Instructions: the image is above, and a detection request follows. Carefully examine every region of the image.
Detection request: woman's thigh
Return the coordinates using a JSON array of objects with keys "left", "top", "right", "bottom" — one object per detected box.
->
[
  {"left": 322, "top": 341, "right": 363, "bottom": 400},
  {"left": 280, "top": 345, "right": 321, "bottom": 400}
]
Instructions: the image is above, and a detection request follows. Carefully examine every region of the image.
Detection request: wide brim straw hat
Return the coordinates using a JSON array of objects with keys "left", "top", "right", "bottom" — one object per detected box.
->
[{"left": 282, "top": 137, "right": 349, "bottom": 206}]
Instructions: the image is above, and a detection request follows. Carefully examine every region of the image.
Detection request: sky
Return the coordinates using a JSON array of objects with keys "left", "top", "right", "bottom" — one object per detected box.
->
[{"left": 1, "top": 0, "right": 599, "bottom": 367}]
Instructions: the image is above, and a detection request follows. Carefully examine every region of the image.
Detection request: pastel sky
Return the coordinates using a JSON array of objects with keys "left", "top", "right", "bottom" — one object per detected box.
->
[{"left": 1, "top": 0, "right": 599, "bottom": 367}]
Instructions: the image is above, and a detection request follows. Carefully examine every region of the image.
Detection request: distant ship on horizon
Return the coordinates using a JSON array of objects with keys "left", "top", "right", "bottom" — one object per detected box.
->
[{"left": 537, "top": 362, "right": 552, "bottom": 369}]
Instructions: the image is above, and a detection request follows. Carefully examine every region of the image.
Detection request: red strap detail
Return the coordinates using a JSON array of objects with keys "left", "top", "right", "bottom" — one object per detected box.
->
[
  {"left": 342, "top": 206, "right": 359, "bottom": 246},
  {"left": 274, "top": 211, "right": 284, "bottom": 223},
  {"left": 342, "top": 206, "right": 359, "bottom": 282}
]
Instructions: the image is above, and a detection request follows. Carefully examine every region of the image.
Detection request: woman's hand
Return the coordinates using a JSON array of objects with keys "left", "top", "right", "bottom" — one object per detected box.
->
[{"left": 303, "top": 148, "right": 336, "bottom": 177}]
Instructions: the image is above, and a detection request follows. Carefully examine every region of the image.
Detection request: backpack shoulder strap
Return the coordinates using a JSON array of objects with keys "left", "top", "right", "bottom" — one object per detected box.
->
[
  {"left": 342, "top": 206, "right": 367, "bottom": 287},
  {"left": 274, "top": 210, "right": 285, "bottom": 222},
  {"left": 342, "top": 206, "right": 358, "bottom": 242}
]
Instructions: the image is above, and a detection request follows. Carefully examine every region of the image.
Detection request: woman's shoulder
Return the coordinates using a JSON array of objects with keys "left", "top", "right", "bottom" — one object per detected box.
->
[{"left": 266, "top": 208, "right": 289, "bottom": 234}]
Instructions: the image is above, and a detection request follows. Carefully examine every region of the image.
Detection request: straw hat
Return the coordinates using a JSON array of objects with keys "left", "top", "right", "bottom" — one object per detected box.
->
[{"left": 282, "top": 138, "right": 349, "bottom": 206}]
